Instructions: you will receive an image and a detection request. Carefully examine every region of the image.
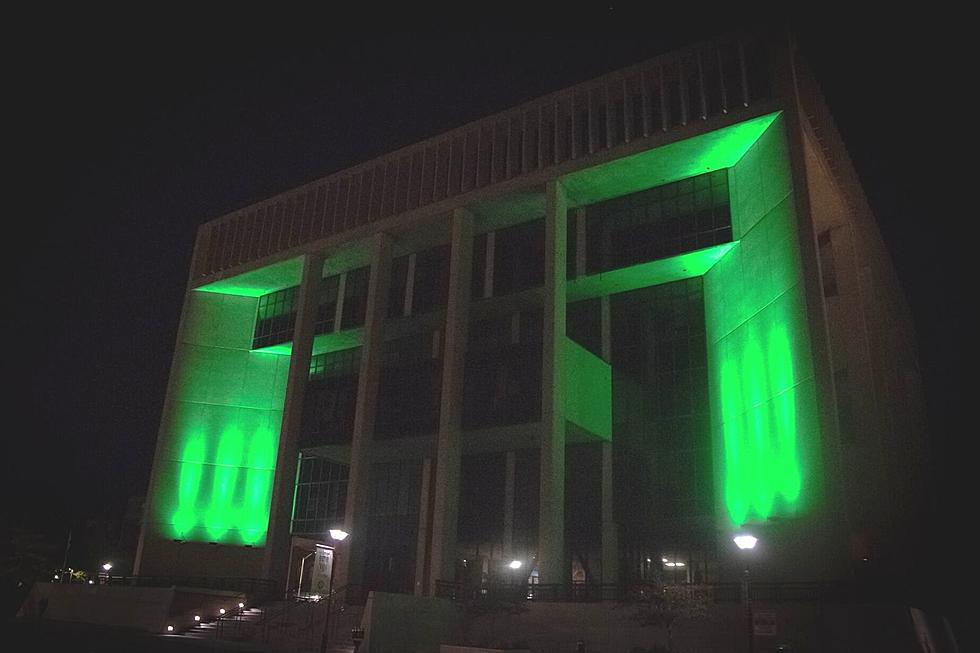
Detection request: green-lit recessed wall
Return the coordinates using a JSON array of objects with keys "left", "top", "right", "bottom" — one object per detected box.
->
[
  {"left": 147, "top": 290, "right": 290, "bottom": 545},
  {"left": 564, "top": 111, "right": 820, "bottom": 528},
  {"left": 704, "top": 115, "right": 821, "bottom": 527}
]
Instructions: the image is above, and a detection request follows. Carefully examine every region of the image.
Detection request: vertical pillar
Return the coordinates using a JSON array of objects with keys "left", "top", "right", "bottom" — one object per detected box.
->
[
  {"left": 574, "top": 208, "right": 587, "bottom": 278},
  {"left": 264, "top": 251, "right": 326, "bottom": 586},
  {"left": 414, "top": 456, "right": 433, "bottom": 596},
  {"left": 503, "top": 451, "right": 517, "bottom": 557},
  {"left": 484, "top": 231, "right": 495, "bottom": 298},
  {"left": 599, "top": 296, "right": 618, "bottom": 584},
  {"left": 335, "top": 233, "right": 392, "bottom": 590},
  {"left": 538, "top": 180, "right": 567, "bottom": 584},
  {"left": 427, "top": 208, "right": 474, "bottom": 594}
]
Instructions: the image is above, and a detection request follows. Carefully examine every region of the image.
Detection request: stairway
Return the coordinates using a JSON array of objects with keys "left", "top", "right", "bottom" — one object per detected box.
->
[
  {"left": 173, "top": 601, "right": 361, "bottom": 652},
  {"left": 181, "top": 606, "right": 265, "bottom": 641}
]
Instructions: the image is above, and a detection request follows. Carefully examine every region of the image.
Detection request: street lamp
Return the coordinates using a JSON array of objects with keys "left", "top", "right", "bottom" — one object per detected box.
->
[
  {"left": 319, "top": 528, "right": 350, "bottom": 653},
  {"left": 101, "top": 562, "right": 112, "bottom": 584},
  {"left": 733, "top": 533, "right": 757, "bottom": 653}
]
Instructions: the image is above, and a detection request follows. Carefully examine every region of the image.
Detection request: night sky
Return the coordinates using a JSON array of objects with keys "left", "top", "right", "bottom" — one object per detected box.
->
[{"left": 6, "top": 19, "right": 967, "bottom": 591}]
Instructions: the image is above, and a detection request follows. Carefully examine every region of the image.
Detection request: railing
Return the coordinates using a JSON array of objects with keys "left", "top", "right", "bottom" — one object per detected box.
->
[
  {"left": 83, "top": 574, "right": 277, "bottom": 601},
  {"left": 435, "top": 579, "right": 915, "bottom": 606},
  {"left": 255, "top": 584, "right": 367, "bottom": 647},
  {"left": 193, "top": 32, "right": 775, "bottom": 280}
]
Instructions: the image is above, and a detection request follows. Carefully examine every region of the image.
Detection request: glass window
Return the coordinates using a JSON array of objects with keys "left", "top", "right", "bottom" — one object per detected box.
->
[
  {"left": 586, "top": 171, "right": 731, "bottom": 275},
  {"left": 493, "top": 219, "right": 544, "bottom": 296},
  {"left": 341, "top": 266, "right": 370, "bottom": 330},
  {"left": 412, "top": 244, "right": 449, "bottom": 315},
  {"left": 253, "top": 286, "right": 299, "bottom": 349},
  {"left": 315, "top": 274, "right": 341, "bottom": 334}
]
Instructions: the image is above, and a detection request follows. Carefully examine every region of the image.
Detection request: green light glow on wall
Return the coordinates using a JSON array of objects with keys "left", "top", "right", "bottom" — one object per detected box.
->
[
  {"left": 563, "top": 113, "right": 779, "bottom": 207},
  {"left": 704, "top": 114, "right": 820, "bottom": 527},
  {"left": 563, "top": 337, "right": 611, "bottom": 440},
  {"left": 149, "top": 291, "right": 290, "bottom": 546}
]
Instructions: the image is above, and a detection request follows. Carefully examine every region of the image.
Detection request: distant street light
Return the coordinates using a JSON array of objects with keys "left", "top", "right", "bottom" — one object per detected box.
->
[
  {"left": 102, "top": 562, "right": 113, "bottom": 572},
  {"left": 508, "top": 560, "right": 523, "bottom": 570}
]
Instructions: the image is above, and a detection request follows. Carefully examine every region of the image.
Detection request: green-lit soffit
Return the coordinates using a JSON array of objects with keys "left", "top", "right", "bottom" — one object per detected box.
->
[
  {"left": 196, "top": 256, "right": 303, "bottom": 297},
  {"left": 253, "top": 327, "right": 365, "bottom": 357},
  {"left": 567, "top": 243, "right": 735, "bottom": 303},
  {"left": 703, "top": 114, "right": 820, "bottom": 528},
  {"left": 152, "top": 290, "right": 290, "bottom": 545},
  {"left": 563, "top": 112, "right": 779, "bottom": 207}
]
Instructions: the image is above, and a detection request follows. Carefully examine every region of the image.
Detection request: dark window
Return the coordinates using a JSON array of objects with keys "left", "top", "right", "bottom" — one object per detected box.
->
[
  {"left": 493, "top": 219, "right": 544, "bottom": 296},
  {"left": 463, "top": 309, "right": 542, "bottom": 429},
  {"left": 471, "top": 233, "right": 488, "bottom": 299},
  {"left": 457, "top": 453, "right": 506, "bottom": 544},
  {"left": 388, "top": 255, "right": 410, "bottom": 319},
  {"left": 375, "top": 331, "right": 441, "bottom": 439},
  {"left": 291, "top": 455, "right": 349, "bottom": 537},
  {"left": 315, "top": 274, "right": 341, "bottom": 334},
  {"left": 301, "top": 347, "right": 361, "bottom": 446},
  {"left": 341, "top": 266, "right": 370, "bottom": 330},
  {"left": 412, "top": 244, "right": 449, "bottom": 315},
  {"left": 567, "top": 298, "right": 602, "bottom": 357},
  {"left": 611, "top": 278, "right": 713, "bottom": 582},
  {"left": 364, "top": 460, "right": 422, "bottom": 594},
  {"left": 253, "top": 286, "right": 299, "bottom": 349},
  {"left": 586, "top": 171, "right": 731, "bottom": 274}
]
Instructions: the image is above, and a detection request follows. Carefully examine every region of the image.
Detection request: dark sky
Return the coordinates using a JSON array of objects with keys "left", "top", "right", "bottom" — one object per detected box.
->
[{"left": 5, "top": 19, "right": 966, "bottom": 578}]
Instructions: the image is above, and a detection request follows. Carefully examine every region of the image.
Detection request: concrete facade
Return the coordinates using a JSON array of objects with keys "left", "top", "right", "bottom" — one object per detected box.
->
[{"left": 135, "top": 30, "right": 928, "bottom": 607}]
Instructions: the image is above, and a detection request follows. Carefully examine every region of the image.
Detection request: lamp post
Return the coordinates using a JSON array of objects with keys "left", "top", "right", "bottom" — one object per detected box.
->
[
  {"left": 101, "top": 562, "right": 112, "bottom": 584},
  {"left": 733, "top": 534, "right": 758, "bottom": 653},
  {"left": 319, "top": 528, "right": 349, "bottom": 653}
]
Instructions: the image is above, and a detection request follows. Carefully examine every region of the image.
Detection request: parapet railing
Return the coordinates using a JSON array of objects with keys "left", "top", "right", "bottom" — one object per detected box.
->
[{"left": 193, "top": 32, "right": 775, "bottom": 280}]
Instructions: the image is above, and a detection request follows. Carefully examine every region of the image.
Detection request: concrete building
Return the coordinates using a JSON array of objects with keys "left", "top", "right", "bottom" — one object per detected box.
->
[{"left": 134, "top": 29, "right": 928, "bottom": 604}]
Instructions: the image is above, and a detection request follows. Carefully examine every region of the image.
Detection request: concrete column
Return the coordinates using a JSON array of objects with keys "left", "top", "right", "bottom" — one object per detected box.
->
[
  {"left": 426, "top": 208, "right": 475, "bottom": 594},
  {"left": 503, "top": 451, "right": 517, "bottom": 557},
  {"left": 263, "top": 251, "right": 326, "bottom": 586},
  {"left": 599, "top": 295, "right": 618, "bottom": 584},
  {"left": 574, "top": 208, "right": 587, "bottom": 278},
  {"left": 484, "top": 231, "right": 495, "bottom": 298},
  {"left": 538, "top": 180, "right": 567, "bottom": 584},
  {"left": 335, "top": 233, "right": 392, "bottom": 589},
  {"left": 414, "top": 456, "right": 433, "bottom": 596},
  {"left": 404, "top": 252, "right": 417, "bottom": 317},
  {"left": 333, "top": 272, "right": 346, "bottom": 332}
]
